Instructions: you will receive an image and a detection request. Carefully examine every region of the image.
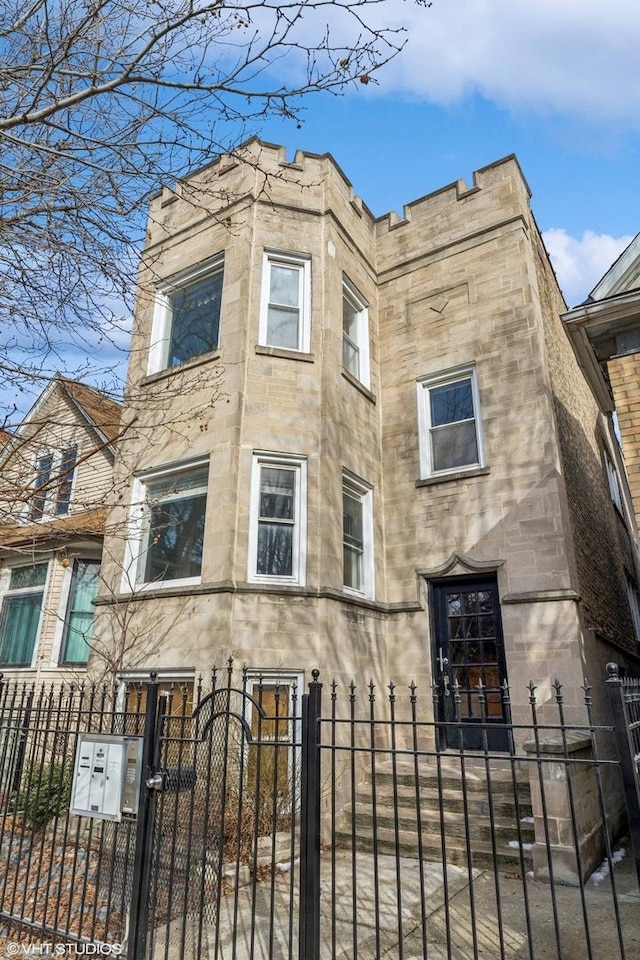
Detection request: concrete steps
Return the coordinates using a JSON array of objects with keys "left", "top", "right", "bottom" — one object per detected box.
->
[{"left": 336, "top": 759, "right": 534, "bottom": 872}]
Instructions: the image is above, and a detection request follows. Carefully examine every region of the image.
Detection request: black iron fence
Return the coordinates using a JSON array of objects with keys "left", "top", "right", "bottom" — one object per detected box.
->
[{"left": 0, "top": 664, "right": 638, "bottom": 960}]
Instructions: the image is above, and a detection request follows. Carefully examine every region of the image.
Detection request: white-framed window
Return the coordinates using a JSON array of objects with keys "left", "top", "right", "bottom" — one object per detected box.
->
[
  {"left": 0, "top": 562, "right": 48, "bottom": 666},
  {"left": 342, "top": 278, "right": 370, "bottom": 388},
  {"left": 244, "top": 670, "right": 303, "bottom": 807},
  {"left": 248, "top": 453, "right": 307, "bottom": 585},
  {"left": 417, "top": 365, "right": 484, "bottom": 478},
  {"left": 123, "top": 459, "right": 209, "bottom": 589},
  {"left": 29, "top": 446, "right": 77, "bottom": 520},
  {"left": 626, "top": 576, "right": 640, "bottom": 643},
  {"left": 605, "top": 452, "right": 623, "bottom": 514},
  {"left": 259, "top": 252, "right": 311, "bottom": 353},
  {"left": 148, "top": 255, "right": 224, "bottom": 373},
  {"left": 58, "top": 559, "right": 100, "bottom": 665},
  {"left": 342, "top": 471, "right": 374, "bottom": 599}
]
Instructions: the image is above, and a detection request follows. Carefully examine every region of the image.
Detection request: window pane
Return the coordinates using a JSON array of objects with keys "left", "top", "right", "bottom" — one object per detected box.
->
[
  {"left": 269, "top": 264, "right": 299, "bottom": 307},
  {"left": 10, "top": 564, "right": 48, "bottom": 590},
  {"left": 430, "top": 380, "right": 474, "bottom": 427},
  {"left": 0, "top": 593, "right": 43, "bottom": 664},
  {"left": 343, "top": 491, "right": 363, "bottom": 550},
  {"left": 343, "top": 337, "right": 359, "bottom": 377},
  {"left": 267, "top": 306, "right": 299, "bottom": 349},
  {"left": 343, "top": 295, "right": 361, "bottom": 377},
  {"left": 343, "top": 295, "right": 359, "bottom": 342},
  {"left": 343, "top": 544, "right": 363, "bottom": 590},
  {"left": 343, "top": 488, "right": 364, "bottom": 590},
  {"left": 260, "top": 468, "right": 295, "bottom": 520},
  {"left": 142, "top": 492, "right": 207, "bottom": 582},
  {"left": 31, "top": 454, "right": 53, "bottom": 519},
  {"left": 167, "top": 270, "right": 223, "bottom": 367},
  {"left": 147, "top": 466, "right": 208, "bottom": 501},
  {"left": 257, "top": 524, "right": 293, "bottom": 576},
  {"left": 62, "top": 560, "right": 100, "bottom": 664},
  {"left": 431, "top": 420, "right": 478, "bottom": 472},
  {"left": 55, "top": 447, "right": 77, "bottom": 516}
]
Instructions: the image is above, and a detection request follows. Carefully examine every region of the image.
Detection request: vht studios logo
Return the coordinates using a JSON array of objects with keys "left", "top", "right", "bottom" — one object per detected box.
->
[{"left": 5, "top": 943, "right": 123, "bottom": 957}]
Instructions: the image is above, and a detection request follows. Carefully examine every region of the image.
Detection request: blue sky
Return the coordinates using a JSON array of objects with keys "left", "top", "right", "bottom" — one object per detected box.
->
[
  {"left": 6, "top": 0, "right": 640, "bottom": 423},
  {"left": 256, "top": 0, "right": 640, "bottom": 308}
]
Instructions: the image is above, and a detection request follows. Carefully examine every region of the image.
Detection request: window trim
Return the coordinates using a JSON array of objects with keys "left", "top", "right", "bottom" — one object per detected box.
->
[
  {"left": 342, "top": 470, "right": 374, "bottom": 600},
  {"left": 243, "top": 669, "right": 304, "bottom": 807},
  {"left": 147, "top": 255, "right": 224, "bottom": 374},
  {"left": 122, "top": 457, "right": 209, "bottom": 592},
  {"left": 248, "top": 452, "right": 307, "bottom": 586},
  {"left": 0, "top": 561, "right": 49, "bottom": 668},
  {"left": 259, "top": 251, "right": 311, "bottom": 354},
  {"left": 342, "top": 277, "right": 370, "bottom": 389},
  {"left": 53, "top": 558, "right": 101, "bottom": 667},
  {"left": 605, "top": 451, "right": 624, "bottom": 515},
  {"left": 28, "top": 445, "right": 78, "bottom": 521},
  {"left": 416, "top": 364, "right": 485, "bottom": 480},
  {"left": 626, "top": 575, "right": 640, "bottom": 643}
]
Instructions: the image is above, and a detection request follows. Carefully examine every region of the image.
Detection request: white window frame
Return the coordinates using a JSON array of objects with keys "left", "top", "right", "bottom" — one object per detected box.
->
[
  {"left": 416, "top": 364, "right": 485, "bottom": 479},
  {"left": 122, "top": 457, "right": 209, "bottom": 592},
  {"left": 115, "top": 669, "right": 196, "bottom": 712},
  {"left": 626, "top": 576, "right": 640, "bottom": 643},
  {"left": 342, "top": 277, "right": 370, "bottom": 388},
  {"left": 147, "top": 255, "right": 224, "bottom": 374},
  {"left": 28, "top": 445, "right": 78, "bottom": 521},
  {"left": 259, "top": 251, "right": 311, "bottom": 353},
  {"left": 0, "top": 561, "right": 50, "bottom": 668},
  {"left": 605, "top": 451, "right": 623, "bottom": 514},
  {"left": 342, "top": 470, "right": 374, "bottom": 600},
  {"left": 51, "top": 557, "right": 101, "bottom": 667},
  {"left": 248, "top": 453, "right": 307, "bottom": 586},
  {"left": 244, "top": 669, "right": 304, "bottom": 806}
]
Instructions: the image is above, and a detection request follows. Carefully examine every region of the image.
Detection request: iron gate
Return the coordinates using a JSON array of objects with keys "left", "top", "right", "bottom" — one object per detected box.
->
[
  {"left": 130, "top": 667, "right": 303, "bottom": 959},
  {"left": 0, "top": 665, "right": 639, "bottom": 960}
]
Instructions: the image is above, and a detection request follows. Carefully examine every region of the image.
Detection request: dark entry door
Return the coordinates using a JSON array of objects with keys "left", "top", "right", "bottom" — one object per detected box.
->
[{"left": 432, "top": 576, "right": 510, "bottom": 751}]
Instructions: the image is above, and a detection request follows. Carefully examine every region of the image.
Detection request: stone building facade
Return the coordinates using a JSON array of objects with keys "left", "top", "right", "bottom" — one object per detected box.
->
[{"left": 95, "top": 139, "right": 640, "bottom": 740}]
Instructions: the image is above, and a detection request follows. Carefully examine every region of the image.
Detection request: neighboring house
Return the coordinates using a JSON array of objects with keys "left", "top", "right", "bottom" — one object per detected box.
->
[
  {"left": 95, "top": 138, "right": 640, "bottom": 740},
  {"left": 0, "top": 377, "right": 121, "bottom": 678},
  {"left": 563, "top": 235, "right": 640, "bottom": 525}
]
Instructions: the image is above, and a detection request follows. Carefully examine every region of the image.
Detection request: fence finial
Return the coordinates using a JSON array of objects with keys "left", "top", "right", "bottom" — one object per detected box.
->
[{"left": 606, "top": 662, "right": 620, "bottom": 681}]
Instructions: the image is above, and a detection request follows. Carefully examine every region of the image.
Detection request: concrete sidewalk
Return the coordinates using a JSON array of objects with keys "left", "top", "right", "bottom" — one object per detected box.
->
[{"left": 154, "top": 848, "right": 640, "bottom": 959}]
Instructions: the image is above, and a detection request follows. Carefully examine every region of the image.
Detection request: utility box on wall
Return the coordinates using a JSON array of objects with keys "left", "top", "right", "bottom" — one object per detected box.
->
[{"left": 70, "top": 734, "right": 144, "bottom": 821}]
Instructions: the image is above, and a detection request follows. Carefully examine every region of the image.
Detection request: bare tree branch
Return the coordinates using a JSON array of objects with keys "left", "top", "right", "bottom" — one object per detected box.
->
[{"left": 0, "top": 0, "right": 430, "bottom": 408}]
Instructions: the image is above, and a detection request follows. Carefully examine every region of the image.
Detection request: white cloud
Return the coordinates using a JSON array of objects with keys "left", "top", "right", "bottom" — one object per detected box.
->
[
  {"left": 542, "top": 229, "right": 633, "bottom": 306},
  {"left": 374, "top": 0, "right": 640, "bottom": 123}
]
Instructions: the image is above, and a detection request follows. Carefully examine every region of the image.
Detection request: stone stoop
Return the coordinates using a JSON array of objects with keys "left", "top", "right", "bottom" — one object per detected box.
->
[{"left": 335, "top": 758, "right": 534, "bottom": 873}]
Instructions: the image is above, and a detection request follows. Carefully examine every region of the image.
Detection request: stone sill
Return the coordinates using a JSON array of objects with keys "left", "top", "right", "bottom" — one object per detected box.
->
[
  {"left": 254, "top": 344, "right": 315, "bottom": 362},
  {"left": 140, "top": 350, "right": 222, "bottom": 386},
  {"left": 341, "top": 368, "right": 376, "bottom": 403},
  {"left": 416, "top": 466, "right": 490, "bottom": 488}
]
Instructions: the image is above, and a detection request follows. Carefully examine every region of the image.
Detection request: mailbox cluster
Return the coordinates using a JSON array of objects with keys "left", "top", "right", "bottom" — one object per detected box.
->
[{"left": 70, "top": 734, "right": 143, "bottom": 821}]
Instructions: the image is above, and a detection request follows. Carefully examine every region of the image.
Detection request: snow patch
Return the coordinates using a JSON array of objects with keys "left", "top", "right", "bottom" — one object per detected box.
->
[{"left": 588, "top": 847, "right": 626, "bottom": 885}]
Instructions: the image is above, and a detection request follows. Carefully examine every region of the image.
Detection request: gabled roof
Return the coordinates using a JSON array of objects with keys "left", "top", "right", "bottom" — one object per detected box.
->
[
  {"left": 56, "top": 378, "right": 121, "bottom": 447},
  {"left": 562, "top": 233, "right": 640, "bottom": 412},
  {"left": 0, "top": 376, "right": 121, "bottom": 467},
  {"left": 589, "top": 233, "right": 640, "bottom": 302}
]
